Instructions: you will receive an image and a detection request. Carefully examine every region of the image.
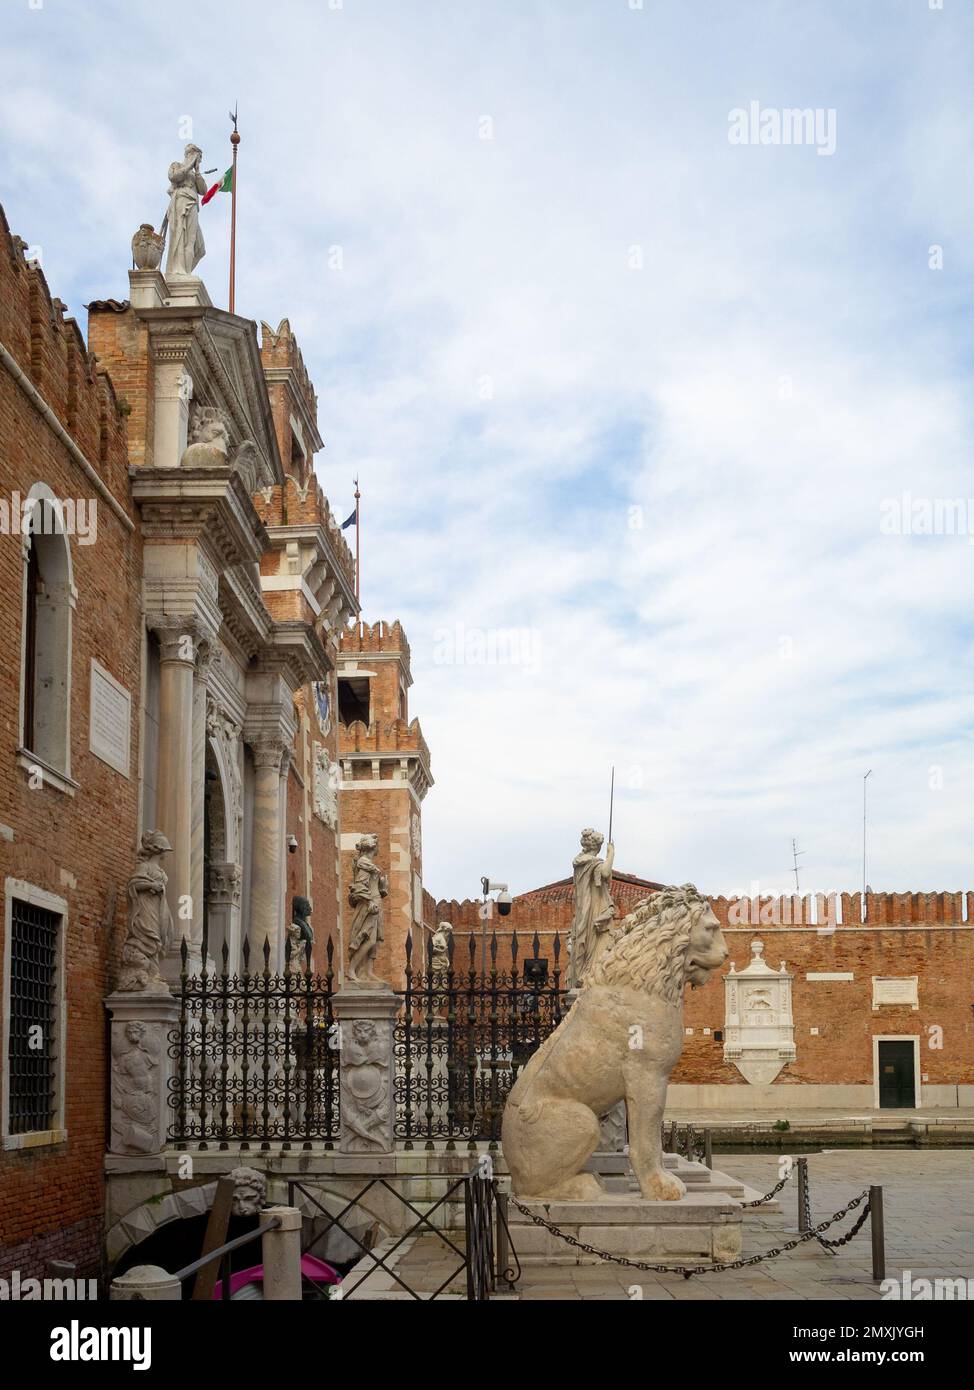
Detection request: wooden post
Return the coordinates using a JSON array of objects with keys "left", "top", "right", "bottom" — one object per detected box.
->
[
  {"left": 870, "top": 1185, "right": 885, "bottom": 1282},
  {"left": 192, "top": 1175, "right": 235, "bottom": 1301},
  {"left": 704, "top": 1127, "right": 713, "bottom": 1170}
]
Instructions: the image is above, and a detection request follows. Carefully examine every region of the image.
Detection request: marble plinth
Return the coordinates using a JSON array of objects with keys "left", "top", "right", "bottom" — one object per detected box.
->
[{"left": 509, "top": 1191, "right": 743, "bottom": 1266}]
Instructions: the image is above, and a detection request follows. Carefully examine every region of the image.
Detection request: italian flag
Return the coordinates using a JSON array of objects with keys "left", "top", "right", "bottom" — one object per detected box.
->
[{"left": 202, "top": 167, "right": 233, "bottom": 205}]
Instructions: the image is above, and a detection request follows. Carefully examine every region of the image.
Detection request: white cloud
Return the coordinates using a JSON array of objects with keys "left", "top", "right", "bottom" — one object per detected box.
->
[{"left": 1, "top": 0, "right": 970, "bottom": 900}]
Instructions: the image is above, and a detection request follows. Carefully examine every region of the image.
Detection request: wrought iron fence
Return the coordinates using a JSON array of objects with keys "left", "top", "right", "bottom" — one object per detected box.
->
[
  {"left": 394, "top": 929, "right": 568, "bottom": 1146},
  {"left": 168, "top": 934, "right": 340, "bottom": 1146},
  {"left": 168, "top": 928, "right": 568, "bottom": 1148}
]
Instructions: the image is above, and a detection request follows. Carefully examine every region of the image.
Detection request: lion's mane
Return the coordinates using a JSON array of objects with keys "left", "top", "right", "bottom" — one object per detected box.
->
[{"left": 586, "top": 882, "right": 709, "bottom": 1004}]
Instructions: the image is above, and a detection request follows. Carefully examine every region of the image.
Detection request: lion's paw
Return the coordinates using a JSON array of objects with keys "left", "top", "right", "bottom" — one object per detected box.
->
[{"left": 640, "top": 1169, "right": 686, "bottom": 1202}]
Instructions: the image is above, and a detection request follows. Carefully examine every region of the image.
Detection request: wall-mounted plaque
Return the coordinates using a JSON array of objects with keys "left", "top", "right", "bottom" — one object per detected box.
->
[
  {"left": 89, "top": 660, "right": 131, "bottom": 777},
  {"left": 872, "top": 976, "right": 919, "bottom": 1010}
]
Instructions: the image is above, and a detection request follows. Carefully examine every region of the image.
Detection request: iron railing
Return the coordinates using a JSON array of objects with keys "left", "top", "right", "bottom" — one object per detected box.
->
[
  {"left": 289, "top": 1167, "right": 519, "bottom": 1300},
  {"left": 169, "top": 928, "right": 568, "bottom": 1147},
  {"left": 168, "top": 933, "right": 339, "bottom": 1146},
  {"left": 394, "top": 929, "right": 568, "bottom": 1146}
]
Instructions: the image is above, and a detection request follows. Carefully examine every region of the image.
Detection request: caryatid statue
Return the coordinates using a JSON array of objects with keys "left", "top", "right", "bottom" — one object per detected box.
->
[
  {"left": 164, "top": 144, "right": 207, "bottom": 278},
  {"left": 346, "top": 834, "right": 390, "bottom": 987},
  {"left": 566, "top": 827, "right": 616, "bottom": 988},
  {"left": 118, "top": 831, "right": 174, "bottom": 993}
]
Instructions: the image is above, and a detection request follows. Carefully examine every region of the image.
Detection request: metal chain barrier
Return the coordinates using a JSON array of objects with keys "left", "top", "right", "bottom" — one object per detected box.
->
[
  {"left": 799, "top": 1160, "right": 873, "bottom": 1250},
  {"left": 507, "top": 1188, "right": 870, "bottom": 1279},
  {"left": 741, "top": 1165, "right": 796, "bottom": 1208}
]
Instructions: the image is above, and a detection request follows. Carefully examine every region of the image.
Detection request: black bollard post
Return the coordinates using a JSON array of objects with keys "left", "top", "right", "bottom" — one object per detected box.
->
[{"left": 870, "top": 1186, "right": 885, "bottom": 1283}]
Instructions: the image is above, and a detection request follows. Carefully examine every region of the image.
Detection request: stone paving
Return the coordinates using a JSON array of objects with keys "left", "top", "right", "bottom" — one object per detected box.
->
[{"left": 380, "top": 1150, "right": 974, "bottom": 1300}]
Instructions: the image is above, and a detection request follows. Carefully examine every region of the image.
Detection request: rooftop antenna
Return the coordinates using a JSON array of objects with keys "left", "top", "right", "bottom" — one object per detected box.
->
[{"left": 790, "top": 838, "right": 805, "bottom": 895}]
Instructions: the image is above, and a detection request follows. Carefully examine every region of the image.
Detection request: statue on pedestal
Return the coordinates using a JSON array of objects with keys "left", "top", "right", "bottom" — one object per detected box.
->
[
  {"left": 502, "top": 884, "right": 729, "bottom": 1202},
  {"left": 164, "top": 144, "right": 207, "bottom": 278},
  {"left": 286, "top": 895, "right": 314, "bottom": 970},
  {"left": 566, "top": 827, "right": 616, "bottom": 988},
  {"left": 118, "top": 832, "right": 173, "bottom": 993},
  {"left": 346, "top": 834, "right": 389, "bottom": 987},
  {"left": 430, "top": 921, "right": 453, "bottom": 973}
]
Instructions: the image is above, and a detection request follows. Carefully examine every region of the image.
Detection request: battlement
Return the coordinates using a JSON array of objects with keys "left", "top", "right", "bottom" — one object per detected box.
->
[
  {"left": 0, "top": 203, "right": 129, "bottom": 483},
  {"left": 711, "top": 890, "right": 974, "bottom": 929},
  {"left": 253, "top": 473, "right": 356, "bottom": 591},
  {"left": 260, "top": 317, "right": 318, "bottom": 428},
  {"left": 340, "top": 619, "right": 411, "bottom": 663},
  {"left": 340, "top": 715, "right": 430, "bottom": 766},
  {"left": 431, "top": 888, "right": 974, "bottom": 935}
]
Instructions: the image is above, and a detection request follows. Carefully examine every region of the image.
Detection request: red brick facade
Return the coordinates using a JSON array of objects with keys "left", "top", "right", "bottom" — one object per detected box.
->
[
  {"left": 0, "top": 205, "right": 142, "bottom": 1279},
  {"left": 438, "top": 882, "right": 974, "bottom": 1100}
]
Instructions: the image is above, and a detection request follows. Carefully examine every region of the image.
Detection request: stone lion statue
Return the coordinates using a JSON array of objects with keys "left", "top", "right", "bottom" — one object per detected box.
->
[{"left": 502, "top": 884, "right": 727, "bottom": 1202}]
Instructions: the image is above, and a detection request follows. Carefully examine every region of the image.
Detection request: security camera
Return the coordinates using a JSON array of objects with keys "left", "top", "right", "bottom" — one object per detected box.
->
[
  {"left": 496, "top": 890, "right": 513, "bottom": 917},
  {"left": 287, "top": 834, "right": 298, "bottom": 854}
]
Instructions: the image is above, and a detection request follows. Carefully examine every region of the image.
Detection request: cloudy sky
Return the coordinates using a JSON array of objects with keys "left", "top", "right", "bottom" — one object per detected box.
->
[{"left": 2, "top": 0, "right": 971, "bottom": 901}]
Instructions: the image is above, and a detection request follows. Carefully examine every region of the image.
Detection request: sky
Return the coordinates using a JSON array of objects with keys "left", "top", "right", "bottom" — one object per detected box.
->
[{"left": 1, "top": 0, "right": 971, "bottom": 902}]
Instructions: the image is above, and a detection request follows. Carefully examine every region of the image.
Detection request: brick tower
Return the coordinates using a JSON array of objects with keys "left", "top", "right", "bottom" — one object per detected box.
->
[{"left": 337, "top": 621, "right": 433, "bottom": 986}]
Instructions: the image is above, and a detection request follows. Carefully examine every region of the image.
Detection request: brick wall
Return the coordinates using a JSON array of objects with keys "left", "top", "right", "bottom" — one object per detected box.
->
[
  {"left": 435, "top": 884, "right": 974, "bottom": 1091},
  {"left": 0, "top": 204, "right": 141, "bottom": 1280}
]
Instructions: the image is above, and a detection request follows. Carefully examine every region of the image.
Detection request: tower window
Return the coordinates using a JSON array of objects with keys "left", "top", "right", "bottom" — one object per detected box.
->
[{"left": 338, "top": 676, "right": 370, "bottom": 726}]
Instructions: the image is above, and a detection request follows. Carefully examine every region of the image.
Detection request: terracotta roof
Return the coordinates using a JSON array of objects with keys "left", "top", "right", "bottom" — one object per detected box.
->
[
  {"left": 517, "top": 870, "right": 665, "bottom": 900},
  {"left": 85, "top": 299, "right": 130, "bottom": 313}
]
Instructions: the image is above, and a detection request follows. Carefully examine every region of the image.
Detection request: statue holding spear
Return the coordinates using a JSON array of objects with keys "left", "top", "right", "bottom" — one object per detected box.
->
[{"left": 566, "top": 768, "right": 617, "bottom": 989}]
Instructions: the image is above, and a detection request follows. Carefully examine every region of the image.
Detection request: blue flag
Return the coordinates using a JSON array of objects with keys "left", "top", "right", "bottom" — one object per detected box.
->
[{"left": 340, "top": 509, "right": 356, "bottom": 530}]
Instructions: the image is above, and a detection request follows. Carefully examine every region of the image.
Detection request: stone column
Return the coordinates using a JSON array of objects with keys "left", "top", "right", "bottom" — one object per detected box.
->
[
  {"left": 105, "top": 990, "right": 180, "bottom": 1158},
  {"left": 247, "top": 733, "right": 287, "bottom": 962},
  {"left": 333, "top": 989, "right": 399, "bottom": 1156},
  {"left": 190, "top": 643, "right": 211, "bottom": 966},
  {"left": 261, "top": 1207, "right": 303, "bottom": 1300},
  {"left": 154, "top": 623, "right": 198, "bottom": 978}
]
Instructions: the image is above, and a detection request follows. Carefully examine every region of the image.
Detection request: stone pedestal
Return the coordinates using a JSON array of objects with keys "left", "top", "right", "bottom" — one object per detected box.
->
[
  {"left": 333, "top": 988, "right": 399, "bottom": 1156},
  {"left": 105, "top": 991, "right": 180, "bottom": 1157},
  {"left": 509, "top": 1192, "right": 743, "bottom": 1266}
]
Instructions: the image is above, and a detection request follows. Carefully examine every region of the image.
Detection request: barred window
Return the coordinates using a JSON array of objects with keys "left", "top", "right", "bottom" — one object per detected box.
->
[{"left": 8, "top": 897, "right": 61, "bottom": 1135}]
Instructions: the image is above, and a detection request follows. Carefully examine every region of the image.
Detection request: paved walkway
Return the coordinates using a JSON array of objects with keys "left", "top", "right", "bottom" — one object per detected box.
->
[
  {"left": 376, "top": 1151, "right": 974, "bottom": 1301},
  {"left": 665, "top": 1106, "right": 974, "bottom": 1129}
]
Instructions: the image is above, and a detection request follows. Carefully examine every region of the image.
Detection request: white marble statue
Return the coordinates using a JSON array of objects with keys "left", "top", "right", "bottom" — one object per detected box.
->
[
  {"left": 502, "top": 884, "right": 728, "bottom": 1201},
  {"left": 164, "top": 144, "right": 207, "bottom": 278},
  {"left": 430, "top": 921, "right": 453, "bottom": 972},
  {"left": 346, "top": 833, "right": 389, "bottom": 987},
  {"left": 566, "top": 826, "right": 616, "bottom": 988},
  {"left": 118, "top": 832, "right": 174, "bottom": 993}
]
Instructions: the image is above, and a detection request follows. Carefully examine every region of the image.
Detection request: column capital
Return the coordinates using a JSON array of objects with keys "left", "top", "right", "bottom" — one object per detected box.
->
[
  {"left": 150, "top": 616, "right": 217, "bottom": 668},
  {"left": 245, "top": 729, "right": 291, "bottom": 770}
]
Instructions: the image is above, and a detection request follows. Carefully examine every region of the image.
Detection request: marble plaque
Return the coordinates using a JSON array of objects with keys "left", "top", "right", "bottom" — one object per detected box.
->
[
  {"left": 872, "top": 976, "right": 919, "bottom": 1010},
  {"left": 90, "top": 660, "right": 131, "bottom": 777}
]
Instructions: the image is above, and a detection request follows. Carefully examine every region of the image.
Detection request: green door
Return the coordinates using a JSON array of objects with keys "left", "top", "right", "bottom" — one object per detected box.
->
[{"left": 878, "top": 1040, "right": 915, "bottom": 1108}]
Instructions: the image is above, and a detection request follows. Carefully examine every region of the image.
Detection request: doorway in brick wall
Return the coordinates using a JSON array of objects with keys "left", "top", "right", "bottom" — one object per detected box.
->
[{"left": 875, "top": 1036, "right": 918, "bottom": 1109}]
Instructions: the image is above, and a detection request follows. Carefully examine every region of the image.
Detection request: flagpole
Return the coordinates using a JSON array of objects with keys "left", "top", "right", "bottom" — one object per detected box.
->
[
  {"left": 354, "top": 476, "right": 361, "bottom": 606},
  {"left": 228, "top": 105, "right": 240, "bottom": 313}
]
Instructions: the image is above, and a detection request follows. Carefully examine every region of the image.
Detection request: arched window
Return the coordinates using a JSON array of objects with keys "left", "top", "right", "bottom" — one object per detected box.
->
[{"left": 20, "top": 486, "right": 73, "bottom": 782}]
